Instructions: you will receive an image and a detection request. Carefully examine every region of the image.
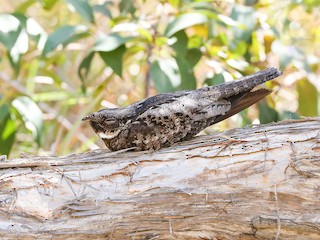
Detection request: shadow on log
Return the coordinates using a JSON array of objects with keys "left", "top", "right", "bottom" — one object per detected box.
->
[{"left": 0, "top": 118, "right": 320, "bottom": 239}]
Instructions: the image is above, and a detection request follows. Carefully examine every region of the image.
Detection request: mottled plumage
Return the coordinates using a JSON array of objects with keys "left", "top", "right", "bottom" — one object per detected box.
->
[{"left": 82, "top": 67, "right": 282, "bottom": 151}]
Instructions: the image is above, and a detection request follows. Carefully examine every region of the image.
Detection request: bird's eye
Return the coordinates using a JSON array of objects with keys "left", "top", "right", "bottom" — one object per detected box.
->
[{"left": 105, "top": 119, "right": 116, "bottom": 124}]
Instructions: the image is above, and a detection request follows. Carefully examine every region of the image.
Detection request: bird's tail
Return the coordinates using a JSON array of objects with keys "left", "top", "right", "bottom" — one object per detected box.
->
[{"left": 201, "top": 67, "right": 282, "bottom": 99}]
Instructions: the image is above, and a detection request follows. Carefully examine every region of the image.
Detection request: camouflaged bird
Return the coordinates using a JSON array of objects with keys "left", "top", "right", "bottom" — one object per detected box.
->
[{"left": 82, "top": 67, "right": 282, "bottom": 151}]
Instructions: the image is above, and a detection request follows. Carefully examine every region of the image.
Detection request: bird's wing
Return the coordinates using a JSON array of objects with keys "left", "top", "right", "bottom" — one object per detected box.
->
[
  {"left": 211, "top": 88, "right": 272, "bottom": 125},
  {"left": 132, "top": 91, "right": 190, "bottom": 117},
  {"left": 136, "top": 92, "right": 232, "bottom": 122},
  {"left": 132, "top": 92, "right": 233, "bottom": 147}
]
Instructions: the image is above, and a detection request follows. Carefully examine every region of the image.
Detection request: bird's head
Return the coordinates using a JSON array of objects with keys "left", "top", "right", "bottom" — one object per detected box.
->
[{"left": 82, "top": 108, "right": 131, "bottom": 140}]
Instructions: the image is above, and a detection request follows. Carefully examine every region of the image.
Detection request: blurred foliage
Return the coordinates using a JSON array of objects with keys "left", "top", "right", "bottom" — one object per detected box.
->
[{"left": 0, "top": 0, "right": 319, "bottom": 157}]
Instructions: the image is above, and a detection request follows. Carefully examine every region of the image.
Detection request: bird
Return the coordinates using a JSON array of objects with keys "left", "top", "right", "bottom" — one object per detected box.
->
[{"left": 82, "top": 67, "right": 282, "bottom": 151}]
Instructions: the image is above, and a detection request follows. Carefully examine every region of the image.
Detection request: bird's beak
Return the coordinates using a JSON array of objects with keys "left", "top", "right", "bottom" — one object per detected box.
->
[
  {"left": 82, "top": 116, "right": 89, "bottom": 121},
  {"left": 82, "top": 113, "right": 94, "bottom": 121}
]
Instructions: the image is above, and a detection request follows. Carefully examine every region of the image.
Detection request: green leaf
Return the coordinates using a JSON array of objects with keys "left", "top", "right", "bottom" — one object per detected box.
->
[
  {"left": 171, "top": 31, "right": 200, "bottom": 90},
  {"left": 0, "top": 13, "right": 29, "bottom": 73},
  {"left": 230, "top": 5, "right": 255, "bottom": 42},
  {"left": 279, "top": 111, "right": 299, "bottom": 120},
  {"left": 190, "top": 2, "right": 219, "bottom": 12},
  {"left": 93, "top": 33, "right": 133, "bottom": 52},
  {"left": 303, "top": 0, "right": 319, "bottom": 11},
  {"left": 0, "top": 105, "right": 16, "bottom": 156},
  {"left": 249, "top": 32, "right": 262, "bottom": 61},
  {"left": 171, "top": 30, "right": 188, "bottom": 55},
  {"left": 99, "top": 45, "right": 126, "bottom": 77},
  {"left": 188, "top": 35, "right": 202, "bottom": 48},
  {"left": 78, "top": 51, "right": 95, "bottom": 92},
  {"left": 185, "top": 48, "right": 202, "bottom": 67},
  {"left": 297, "top": 78, "right": 318, "bottom": 116},
  {"left": 229, "top": 40, "right": 248, "bottom": 56},
  {"left": 93, "top": 3, "right": 112, "bottom": 18},
  {"left": 239, "top": 109, "right": 252, "bottom": 127},
  {"left": 151, "top": 59, "right": 180, "bottom": 93},
  {"left": 0, "top": 14, "right": 21, "bottom": 51},
  {"left": 16, "top": 0, "right": 37, "bottom": 13},
  {"left": 42, "top": 25, "right": 89, "bottom": 56},
  {"left": 205, "top": 73, "right": 225, "bottom": 86},
  {"left": 169, "top": 0, "right": 180, "bottom": 8},
  {"left": 165, "top": 13, "right": 208, "bottom": 37},
  {"left": 217, "top": 14, "right": 241, "bottom": 27},
  {"left": 137, "top": 28, "right": 153, "bottom": 43},
  {"left": 40, "top": 0, "right": 57, "bottom": 10},
  {"left": 93, "top": 33, "right": 134, "bottom": 77},
  {"left": 11, "top": 13, "right": 28, "bottom": 28},
  {"left": 271, "top": 41, "right": 310, "bottom": 71},
  {"left": 119, "top": 0, "right": 136, "bottom": 16},
  {"left": 12, "top": 96, "right": 43, "bottom": 145},
  {"left": 259, "top": 101, "right": 278, "bottom": 124},
  {"left": 66, "top": 0, "right": 95, "bottom": 23},
  {"left": 175, "top": 57, "right": 197, "bottom": 90},
  {"left": 26, "top": 17, "right": 47, "bottom": 50},
  {"left": 3, "top": 13, "right": 47, "bottom": 50}
]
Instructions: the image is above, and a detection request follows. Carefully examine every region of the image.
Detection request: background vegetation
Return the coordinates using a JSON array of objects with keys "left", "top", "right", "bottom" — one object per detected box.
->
[{"left": 0, "top": 0, "right": 319, "bottom": 157}]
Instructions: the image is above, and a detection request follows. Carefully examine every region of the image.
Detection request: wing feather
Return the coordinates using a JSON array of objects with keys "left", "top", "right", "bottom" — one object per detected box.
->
[
  {"left": 132, "top": 91, "right": 190, "bottom": 116},
  {"left": 211, "top": 88, "right": 272, "bottom": 125}
]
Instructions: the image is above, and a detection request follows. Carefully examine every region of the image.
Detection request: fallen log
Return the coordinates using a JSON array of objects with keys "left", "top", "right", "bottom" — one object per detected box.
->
[{"left": 0, "top": 118, "right": 320, "bottom": 239}]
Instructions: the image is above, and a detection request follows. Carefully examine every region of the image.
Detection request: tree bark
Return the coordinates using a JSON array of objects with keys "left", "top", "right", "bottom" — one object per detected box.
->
[{"left": 0, "top": 118, "right": 320, "bottom": 239}]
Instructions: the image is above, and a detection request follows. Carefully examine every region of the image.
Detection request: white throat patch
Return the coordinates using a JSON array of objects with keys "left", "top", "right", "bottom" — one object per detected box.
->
[{"left": 98, "top": 129, "right": 121, "bottom": 139}]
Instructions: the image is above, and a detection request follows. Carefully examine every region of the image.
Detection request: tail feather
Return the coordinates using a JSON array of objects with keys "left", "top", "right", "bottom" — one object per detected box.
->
[
  {"left": 212, "top": 88, "right": 272, "bottom": 124},
  {"left": 200, "top": 67, "right": 282, "bottom": 99}
]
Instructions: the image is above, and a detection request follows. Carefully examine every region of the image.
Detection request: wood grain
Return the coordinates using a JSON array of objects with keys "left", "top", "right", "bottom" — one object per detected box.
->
[{"left": 0, "top": 118, "right": 319, "bottom": 239}]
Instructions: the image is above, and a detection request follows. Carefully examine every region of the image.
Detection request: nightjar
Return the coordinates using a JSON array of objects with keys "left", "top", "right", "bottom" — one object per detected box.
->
[{"left": 82, "top": 67, "right": 282, "bottom": 151}]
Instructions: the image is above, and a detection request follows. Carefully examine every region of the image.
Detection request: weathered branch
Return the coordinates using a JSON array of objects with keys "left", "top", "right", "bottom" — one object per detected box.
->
[{"left": 1, "top": 118, "right": 320, "bottom": 239}]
